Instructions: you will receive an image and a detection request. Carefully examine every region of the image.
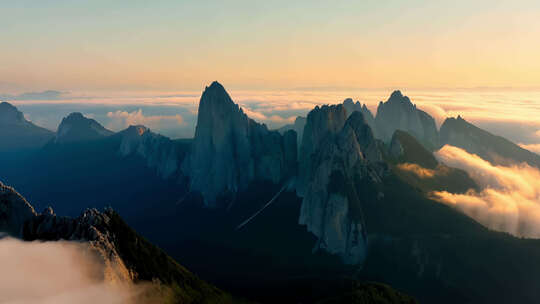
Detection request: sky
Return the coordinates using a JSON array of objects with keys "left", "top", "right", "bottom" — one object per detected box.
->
[
  {"left": 1, "top": 1, "right": 540, "bottom": 151},
  {"left": 2, "top": 0, "right": 540, "bottom": 92}
]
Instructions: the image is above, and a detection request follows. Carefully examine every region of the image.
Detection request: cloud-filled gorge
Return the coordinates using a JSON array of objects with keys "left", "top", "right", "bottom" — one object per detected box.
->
[
  {"left": 0, "top": 237, "right": 157, "bottom": 304},
  {"left": 431, "top": 145, "right": 540, "bottom": 238}
]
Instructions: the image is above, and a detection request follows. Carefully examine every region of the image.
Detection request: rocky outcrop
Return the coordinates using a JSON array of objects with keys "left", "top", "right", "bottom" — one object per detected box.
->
[
  {"left": 0, "top": 180, "right": 130, "bottom": 282},
  {"left": 0, "top": 181, "right": 232, "bottom": 303},
  {"left": 298, "top": 107, "right": 386, "bottom": 264},
  {"left": 0, "top": 102, "right": 54, "bottom": 150},
  {"left": 55, "top": 112, "right": 114, "bottom": 144},
  {"left": 439, "top": 116, "right": 540, "bottom": 168},
  {"left": 278, "top": 116, "right": 307, "bottom": 151},
  {"left": 184, "top": 81, "right": 297, "bottom": 206},
  {"left": 297, "top": 104, "right": 348, "bottom": 196},
  {"left": 375, "top": 91, "right": 439, "bottom": 150},
  {"left": 25, "top": 207, "right": 133, "bottom": 284},
  {"left": 343, "top": 98, "right": 378, "bottom": 138},
  {"left": 0, "top": 182, "right": 37, "bottom": 237},
  {"left": 118, "top": 125, "right": 181, "bottom": 179}
]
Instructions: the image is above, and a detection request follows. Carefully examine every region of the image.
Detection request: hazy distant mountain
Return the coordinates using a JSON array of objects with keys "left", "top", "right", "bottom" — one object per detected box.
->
[
  {"left": 183, "top": 81, "right": 297, "bottom": 206},
  {"left": 0, "top": 102, "right": 54, "bottom": 151},
  {"left": 0, "top": 181, "right": 234, "bottom": 303},
  {"left": 388, "top": 129, "right": 479, "bottom": 194},
  {"left": 0, "top": 90, "right": 63, "bottom": 101},
  {"left": 375, "top": 91, "right": 439, "bottom": 150},
  {"left": 440, "top": 116, "right": 540, "bottom": 168},
  {"left": 54, "top": 112, "right": 114, "bottom": 144}
]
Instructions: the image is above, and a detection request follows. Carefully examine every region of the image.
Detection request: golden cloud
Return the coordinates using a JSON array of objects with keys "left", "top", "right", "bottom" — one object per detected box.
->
[{"left": 432, "top": 145, "right": 540, "bottom": 237}]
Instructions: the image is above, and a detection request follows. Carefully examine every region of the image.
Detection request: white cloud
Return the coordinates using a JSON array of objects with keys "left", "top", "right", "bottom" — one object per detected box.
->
[
  {"left": 431, "top": 145, "right": 540, "bottom": 238},
  {"left": 240, "top": 107, "right": 296, "bottom": 127},
  {"left": 0, "top": 237, "right": 146, "bottom": 304},
  {"left": 106, "top": 109, "right": 184, "bottom": 131}
]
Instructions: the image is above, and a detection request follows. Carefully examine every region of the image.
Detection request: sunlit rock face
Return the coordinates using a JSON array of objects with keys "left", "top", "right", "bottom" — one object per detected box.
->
[
  {"left": 118, "top": 125, "right": 181, "bottom": 179},
  {"left": 0, "top": 182, "right": 130, "bottom": 283},
  {"left": 25, "top": 208, "right": 133, "bottom": 283},
  {"left": 375, "top": 91, "right": 439, "bottom": 150},
  {"left": 184, "top": 81, "right": 297, "bottom": 206},
  {"left": 55, "top": 112, "right": 114, "bottom": 144},
  {"left": 298, "top": 108, "right": 385, "bottom": 265}
]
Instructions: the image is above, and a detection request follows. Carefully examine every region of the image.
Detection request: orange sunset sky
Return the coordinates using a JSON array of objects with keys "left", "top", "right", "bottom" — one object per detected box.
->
[{"left": 1, "top": 0, "right": 540, "bottom": 92}]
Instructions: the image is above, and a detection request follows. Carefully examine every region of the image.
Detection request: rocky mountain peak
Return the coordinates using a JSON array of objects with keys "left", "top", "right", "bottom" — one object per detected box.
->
[
  {"left": 297, "top": 104, "right": 386, "bottom": 264},
  {"left": 0, "top": 102, "right": 54, "bottom": 150},
  {"left": 55, "top": 112, "right": 113, "bottom": 143},
  {"left": 0, "top": 182, "right": 37, "bottom": 238},
  {"left": 440, "top": 116, "right": 540, "bottom": 168},
  {"left": 297, "top": 104, "right": 348, "bottom": 196},
  {"left": 389, "top": 90, "right": 404, "bottom": 100},
  {"left": 200, "top": 81, "right": 236, "bottom": 109},
  {"left": 184, "top": 81, "right": 297, "bottom": 206},
  {"left": 124, "top": 125, "right": 149, "bottom": 137},
  {"left": 387, "top": 90, "right": 414, "bottom": 107},
  {"left": 375, "top": 90, "right": 439, "bottom": 149},
  {"left": 0, "top": 102, "right": 28, "bottom": 125},
  {"left": 118, "top": 125, "right": 180, "bottom": 179}
]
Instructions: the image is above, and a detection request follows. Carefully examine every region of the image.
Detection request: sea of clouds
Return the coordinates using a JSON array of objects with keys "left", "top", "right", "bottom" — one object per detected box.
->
[
  {"left": 4, "top": 88, "right": 540, "bottom": 152},
  {"left": 432, "top": 145, "right": 540, "bottom": 237}
]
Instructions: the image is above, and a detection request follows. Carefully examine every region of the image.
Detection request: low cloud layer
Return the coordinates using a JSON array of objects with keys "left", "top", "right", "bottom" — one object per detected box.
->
[
  {"left": 8, "top": 89, "right": 540, "bottom": 146},
  {"left": 431, "top": 145, "right": 540, "bottom": 238},
  {"left": 106, "top": 109, "right": 184, "bottom": 131},
  {"left": 240, "top": 107, "right": 296, "bottom": 126},
  {"left": 0, "top": 237, "right": 148, "bottom": 304},
  {"left": 0, "top": 90, "right": 63, "bottom": 101}
]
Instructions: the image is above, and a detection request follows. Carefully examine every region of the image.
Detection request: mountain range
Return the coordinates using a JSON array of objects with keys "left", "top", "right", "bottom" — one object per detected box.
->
[{"left": 2, "top": 82, "right": 540, "bottom": 303}]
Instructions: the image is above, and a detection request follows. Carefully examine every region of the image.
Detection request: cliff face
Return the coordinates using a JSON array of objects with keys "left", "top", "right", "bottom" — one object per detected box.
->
[
  {"left": 297, "top": 104, "right": 348, "bottom": 197},
  {"left": 342, "top": 98, "right": 378, "bottom": 138},
  {"left": 0, "top": 181, "right": 131, "bottom": 283},
  {"left": 439, "top": 116, "right": 540, "bottom": 168},
  {"left": 0, "top": 182, "right": 37, "bottom": 237},
  {"left": 375, "top": 91, "right": 439, "bottom": 150},
  {"left": 0, "top": 181, "right": 232, "bottom": 303},
  {"left": 298, "top": 109, "right": 385, "bottom": 264},
  {"left": 184, "top": 81, "right": 296, "bottom": 206},
  {"left": 118, "top": 125, "right": 181, "bottom": 179},
  {"left": 278, "top": 116, "right": 306, "bottom": 152}
]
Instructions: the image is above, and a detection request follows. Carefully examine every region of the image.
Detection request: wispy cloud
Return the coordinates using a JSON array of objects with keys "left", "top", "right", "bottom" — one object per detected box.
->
[
  {"left": 397, "top": 163, "right": 436, "bottom": 178},
  {"left": 106, "top": 109, "right": 184, "bottom": 131},
  {"left": 431, "top": 145, "right": 540, "bottom": 238}
]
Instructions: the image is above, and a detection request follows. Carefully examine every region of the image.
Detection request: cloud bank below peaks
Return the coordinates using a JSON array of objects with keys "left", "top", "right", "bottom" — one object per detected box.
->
[
  {"left": 0, "top": 237, "right": 156, "bottom": 304},
  {"left": 431, "top": 145, "right": 540, "bottom": 238},
  {"left": 106, "top": 109, "right": 184, "bottom": 131}
]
